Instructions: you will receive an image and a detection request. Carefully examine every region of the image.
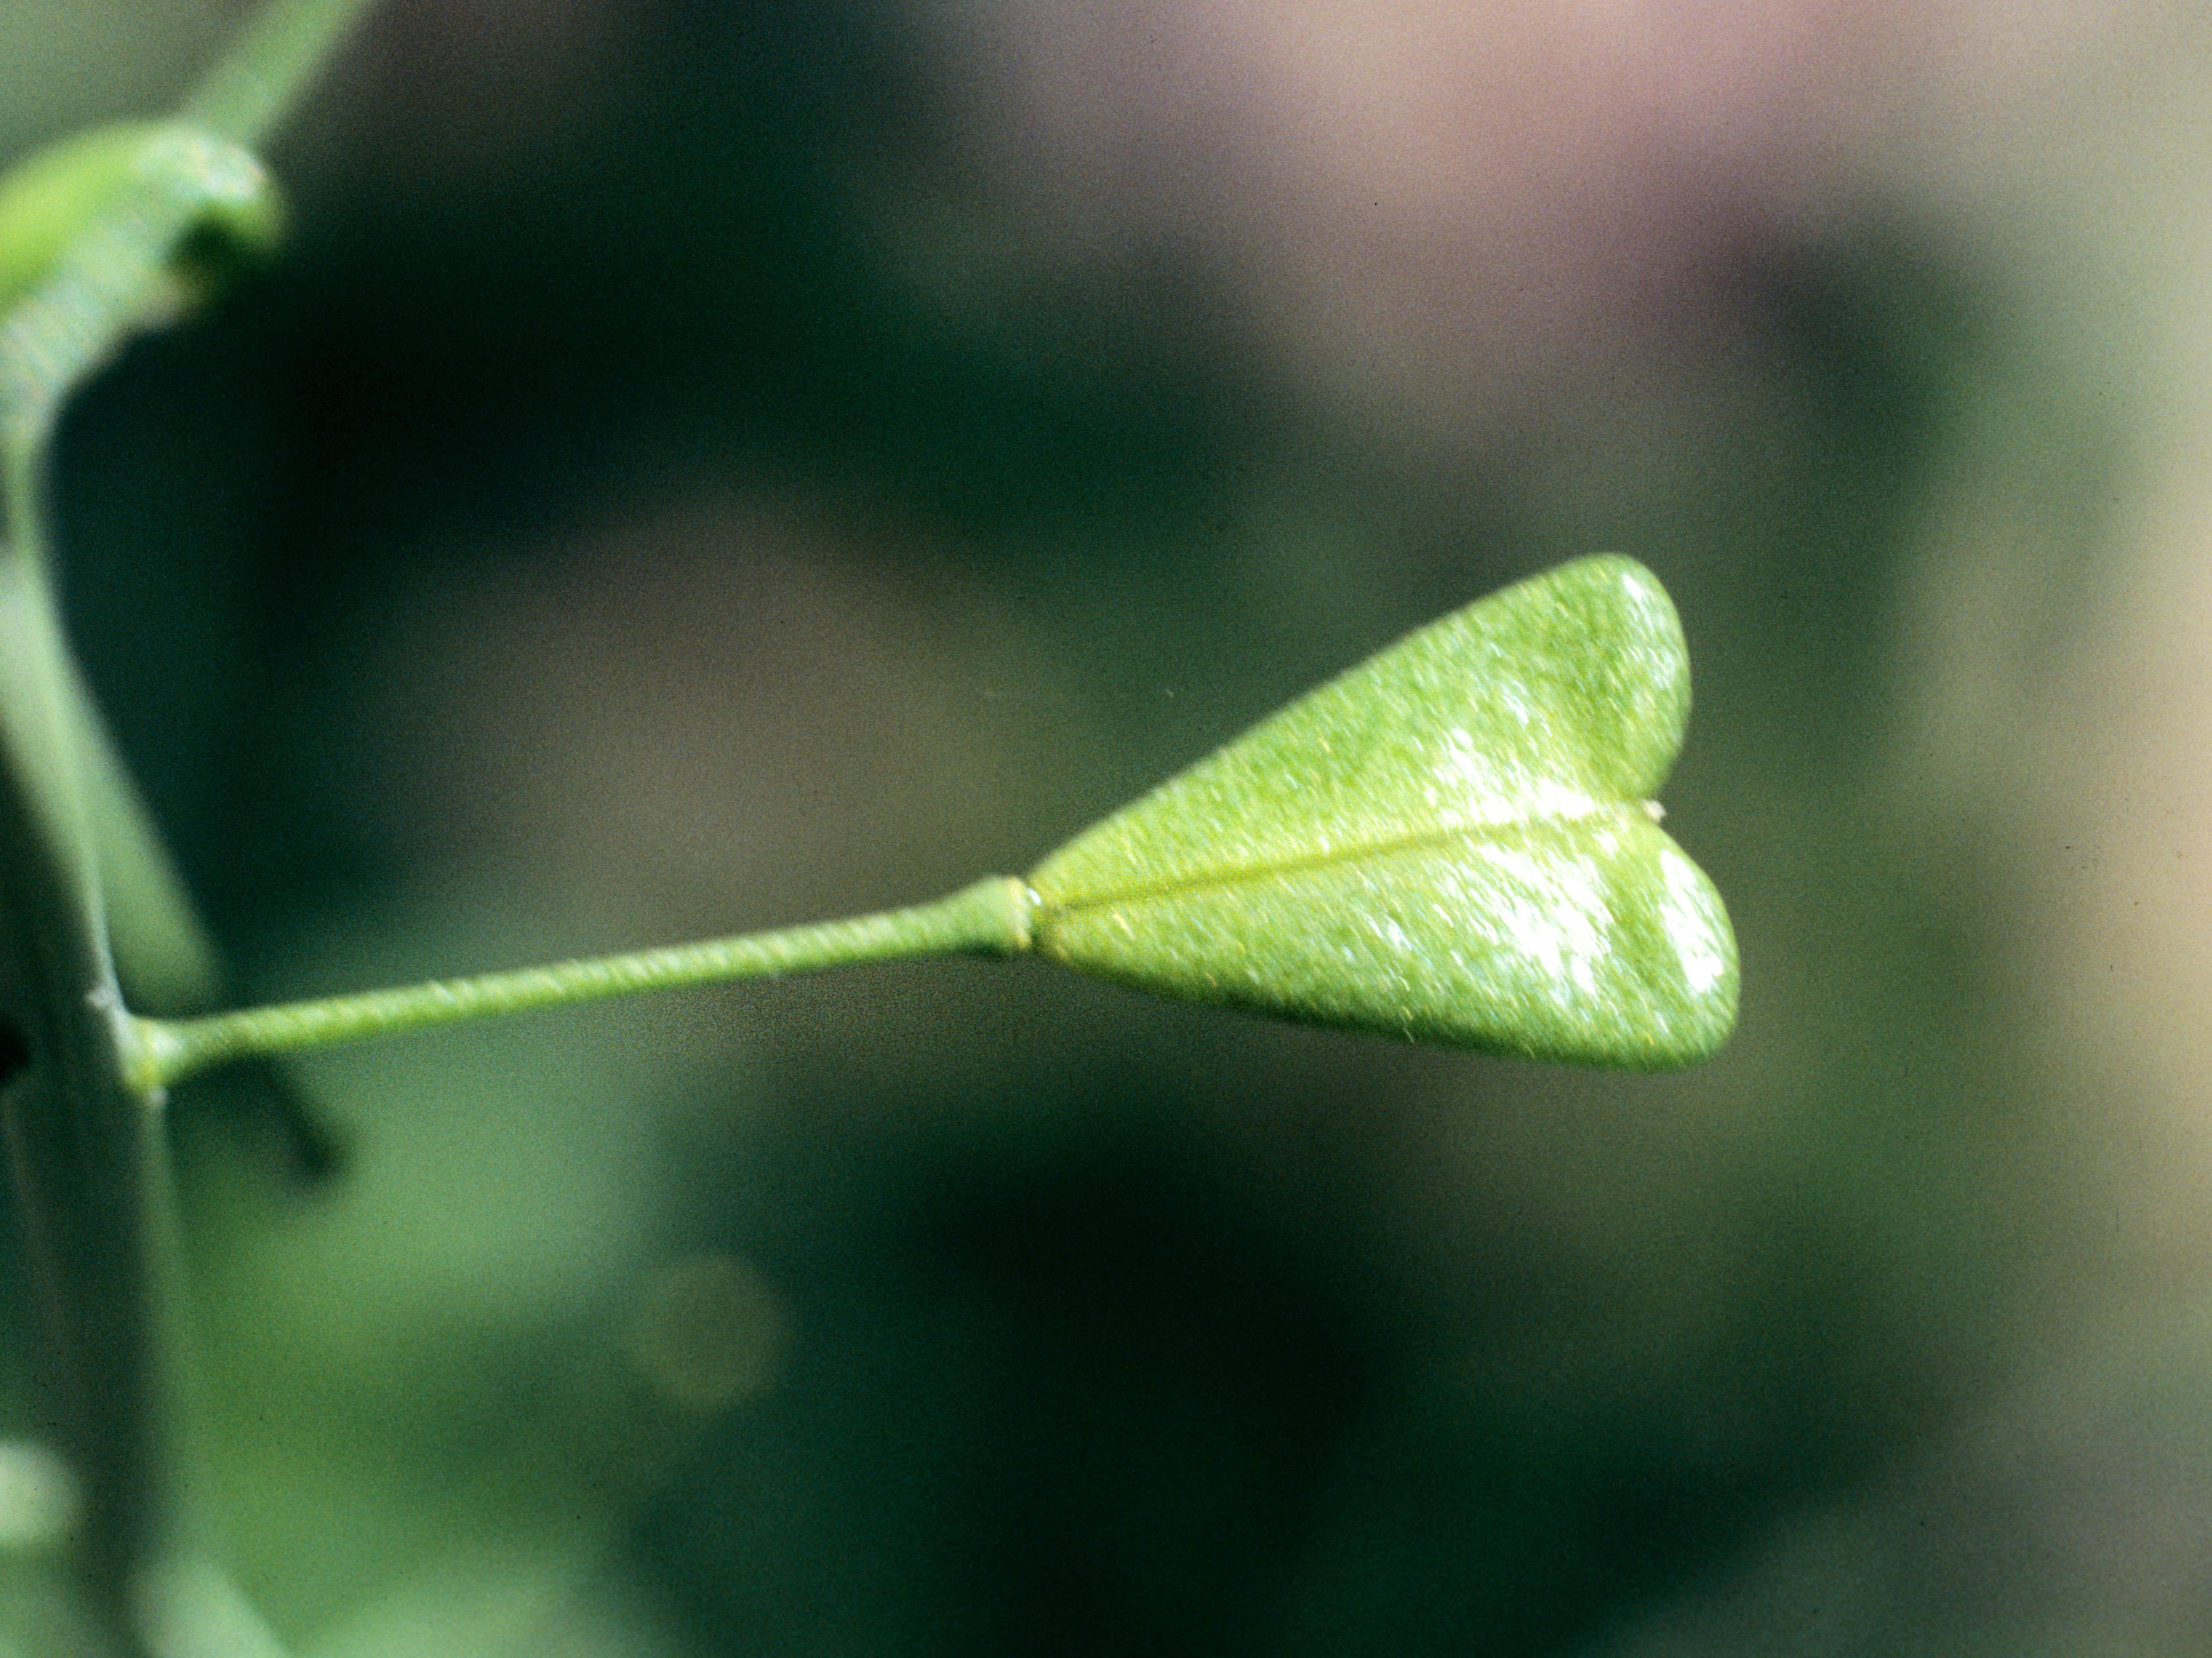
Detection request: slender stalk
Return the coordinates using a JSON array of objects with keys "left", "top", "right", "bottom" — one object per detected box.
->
[{"left": 127, "top": 877, "right": 1037, "bottom": 1093}]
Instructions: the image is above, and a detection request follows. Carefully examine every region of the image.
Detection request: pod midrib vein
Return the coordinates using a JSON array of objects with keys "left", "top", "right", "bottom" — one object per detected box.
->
[{"left": 1037, "top": 797, "right": 1662, "bottom": 922}]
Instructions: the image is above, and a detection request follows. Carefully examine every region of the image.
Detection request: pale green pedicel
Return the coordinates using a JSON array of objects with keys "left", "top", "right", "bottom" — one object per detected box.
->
[
  {"left": 129, "top": 556, "right": 1738, "bottom": 1090},
  {"left": 124, "top": 877, "right": 1035, "bottom": 1094},
  {"left": 1027, "top": 555, "right": 1738, "bottom": 1067}
]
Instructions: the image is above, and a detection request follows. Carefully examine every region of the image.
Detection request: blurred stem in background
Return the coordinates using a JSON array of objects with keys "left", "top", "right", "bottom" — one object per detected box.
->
[{"left": 0, "top": 1, "right": 376, "bottom": 1651}]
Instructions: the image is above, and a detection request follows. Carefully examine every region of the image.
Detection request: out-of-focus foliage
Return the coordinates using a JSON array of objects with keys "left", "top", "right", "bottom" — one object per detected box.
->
[
  {"left": 7, "top": 0, "right": 2212, "bottom": 1654},
  {"left": 0, "top": 121, "right": 283, "bottom": 317}
]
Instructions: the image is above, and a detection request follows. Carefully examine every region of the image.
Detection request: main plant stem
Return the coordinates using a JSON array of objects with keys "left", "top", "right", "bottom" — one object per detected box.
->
[
  {"left": 128, "top": 877, "right": 1037, "bottom": 1094},
  {"left": 0, "top": 2, "right": 379, "bottom": 1649}
]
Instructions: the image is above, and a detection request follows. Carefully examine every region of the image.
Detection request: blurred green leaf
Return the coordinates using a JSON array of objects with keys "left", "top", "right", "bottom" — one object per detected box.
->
[
  {"left": 0, "top": 121, "right": 283, "bottom": 322},
  {"left": 1030, "top": 555, "right": 1739, "bottom": 1068}
]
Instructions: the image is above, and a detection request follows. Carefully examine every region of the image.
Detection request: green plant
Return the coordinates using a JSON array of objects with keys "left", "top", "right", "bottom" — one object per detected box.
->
[{"left": 0, "top": 3, "right": 1736, "bottom": 1651}]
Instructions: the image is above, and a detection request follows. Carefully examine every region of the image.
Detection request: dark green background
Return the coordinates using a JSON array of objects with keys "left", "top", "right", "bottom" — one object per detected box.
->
[{"left": 5, "top": 1, "right": 2180, "bottom": 1653}]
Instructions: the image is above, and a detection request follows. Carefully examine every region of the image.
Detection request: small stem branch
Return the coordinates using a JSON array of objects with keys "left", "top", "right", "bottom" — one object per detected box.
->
[
  {"left": 128, "top": 877, "right": 1036, "bottom": 1092},
  {"left": 1, "top": 129, "right": 267, "bottom": 454},
  {"left": 181, "top": 0, "right": 380, "bottom": 147},
  {"left": 2, "top": 0, "right": 375, "bottom": 459}
]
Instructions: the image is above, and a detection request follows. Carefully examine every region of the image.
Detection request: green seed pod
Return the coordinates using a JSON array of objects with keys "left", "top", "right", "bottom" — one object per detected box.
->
[
  {"left": 1026, "top": 555, "right": 1739, "bottom": 1069},
  {"left": 0, "top": 121, "right": 283, "bottom": 318},
  {"left": 126, "top": 558, "right": 1742, "bottom": 1094}
]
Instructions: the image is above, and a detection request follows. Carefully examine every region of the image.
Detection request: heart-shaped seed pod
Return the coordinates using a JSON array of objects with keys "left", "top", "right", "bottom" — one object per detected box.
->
[{"left": 1026, "top": 555, "right": 1739, "bottom": 1069}]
